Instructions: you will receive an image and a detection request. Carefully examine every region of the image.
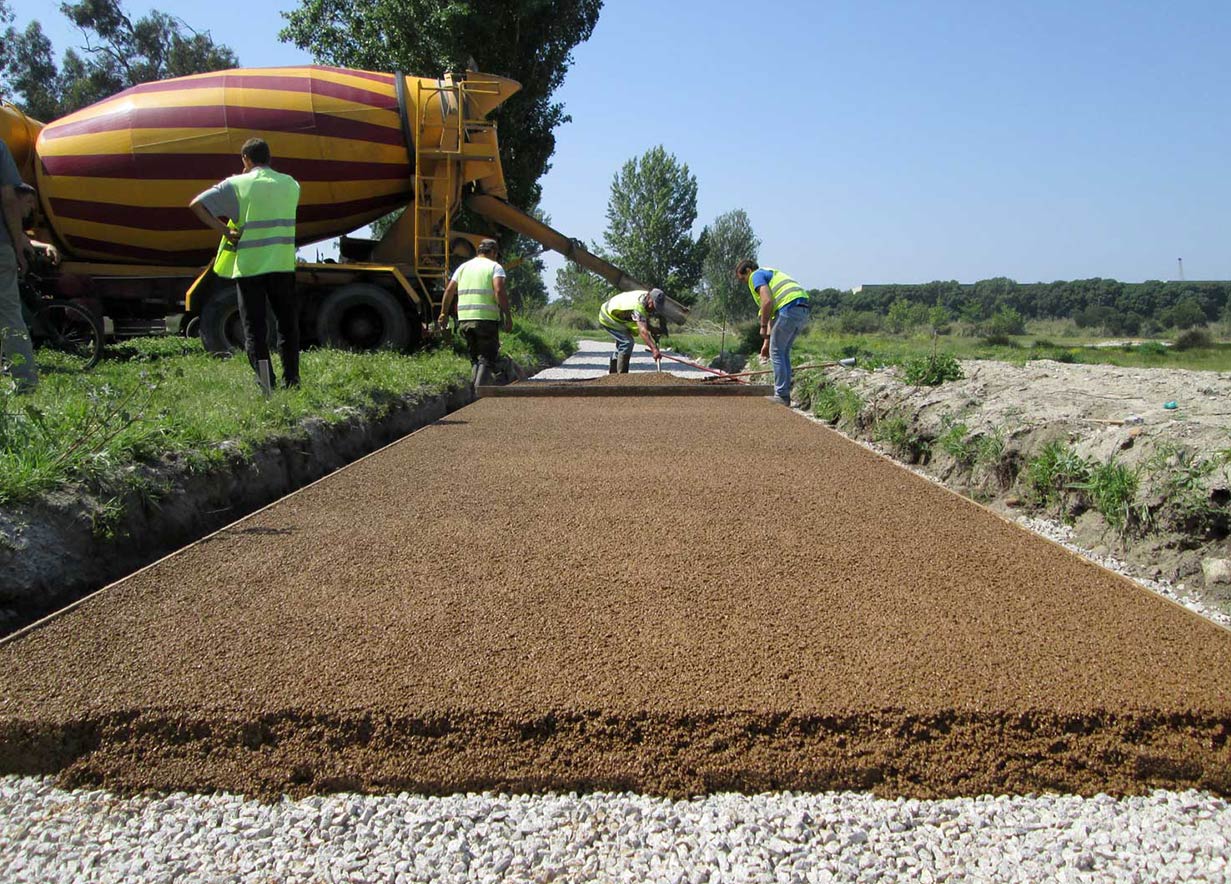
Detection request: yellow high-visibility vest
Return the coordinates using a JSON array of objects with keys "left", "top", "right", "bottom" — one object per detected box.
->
[
  {"left": 455, "top": 256, "right": 502, "bottom": 322},
  {"left": 748, "top": 267, "right": 807, "bottom": 319},
  {"left": 212, "top": 167, "right": 300, "bottom": 279},
  {"left": 599, "top": 290, "right": 648, "bottom": 330}
]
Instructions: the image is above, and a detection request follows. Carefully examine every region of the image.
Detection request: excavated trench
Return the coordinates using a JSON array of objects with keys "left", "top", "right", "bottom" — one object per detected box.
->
[{"left": 1, "top": 390, "right": 1229, "bottom": 800}]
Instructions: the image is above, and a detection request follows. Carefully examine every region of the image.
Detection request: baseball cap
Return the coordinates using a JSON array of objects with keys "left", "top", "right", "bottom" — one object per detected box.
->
[{"left": 646, "top": 288, "right": 665, "bottom": 311}]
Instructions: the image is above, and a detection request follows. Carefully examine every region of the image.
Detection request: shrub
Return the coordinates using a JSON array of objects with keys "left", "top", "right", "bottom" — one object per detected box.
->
[
  {"left": 981, "top": 334, "right": 1016, "bottom": 348},
  {"left": 1144, "top": 444, "right": 1225, "bottom": 535},
  {"left": 1173, "top": 327, "right": 1212, "bottom": 351},
  {"left": 902, "top": 352, "right": 963, "bottom": 386}
]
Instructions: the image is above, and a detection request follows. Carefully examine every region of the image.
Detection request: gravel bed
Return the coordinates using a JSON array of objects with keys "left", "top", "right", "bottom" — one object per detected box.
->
[{"left": 3, "top": 776, "right": 1228, "bottom": 883}]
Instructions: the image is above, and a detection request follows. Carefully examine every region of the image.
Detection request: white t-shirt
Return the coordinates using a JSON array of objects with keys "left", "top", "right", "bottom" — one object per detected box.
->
[{"left": 451, "top": 259, "right": 506, "bottom": 282}]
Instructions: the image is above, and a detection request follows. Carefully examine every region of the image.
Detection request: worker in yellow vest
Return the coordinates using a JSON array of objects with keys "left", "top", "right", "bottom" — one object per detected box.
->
[
  {"left": 190, "top": 137, "right": 301, "bottom": 390},
  {"left": 734, "top": 260, "right": 811, "bottom": 405},
  {"left": 438, "top": 238, "right": 512, "bottom": 386},
  {"left": 598, "top": 288, "right": 664, "bottom": 373}
]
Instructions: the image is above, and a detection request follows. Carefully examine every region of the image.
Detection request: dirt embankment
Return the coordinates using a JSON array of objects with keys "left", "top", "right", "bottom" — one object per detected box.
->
[
  {"left": 796, "top": 359, "right": 1231, "bottom": 615},
  {"left": 1, "top": 396, "right": 1229, "bottom": 800}
]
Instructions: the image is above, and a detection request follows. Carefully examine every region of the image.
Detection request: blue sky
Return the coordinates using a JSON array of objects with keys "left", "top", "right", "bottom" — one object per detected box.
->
[{"left": 12, "top": 0, "right": 1231, "bottom": 291}]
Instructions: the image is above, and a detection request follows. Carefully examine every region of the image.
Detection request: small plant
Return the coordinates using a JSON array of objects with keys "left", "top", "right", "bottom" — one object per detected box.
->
[
  {"left": 1024, "top": 440, "right": 1091, "bottom": 512},
  {"left": 1144, "top": 443, "right": 1224, "bottom": 534},
  {"left": 813, "top": 383, "right": 863, "bottom": 425},
  {"left": 1135, "top": 341, "right": 1169, "bottom": 358},
  {"left": 874, "top": 413, "right": 928, "bottom": 460},
  {"left": 937, "top": 416, "right": 975, "bottom": 465},
  {"left": 1075, "top": 459, "right": 1143, "bottom": 533},
  {"left": 902, "top": 351, "right": 963, "bottom": 386},
  {"left": 973, "top": 427, "right": 1005, "bottom": 467}
]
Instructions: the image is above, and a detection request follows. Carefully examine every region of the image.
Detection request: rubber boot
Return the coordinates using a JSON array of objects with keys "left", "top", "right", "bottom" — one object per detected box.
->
[
  {"left": 474, "top": 359, "right": 494, "bottom": 387},
  {"left": 609, "top": 354, "right": 618, "bottom": 374},
  {"left": 616, "top": 352, "right": 631, "bottom": 374}
]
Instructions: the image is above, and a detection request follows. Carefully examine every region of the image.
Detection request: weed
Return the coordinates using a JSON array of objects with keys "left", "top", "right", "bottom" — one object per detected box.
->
[
  {"left": 1075, "top": 459, "right": 1143, "bottom": 533},
  {"left": 937, "top": 416, "right": 975, "bottom": 465},
  {"left": 874, "top": 413, "right": 928, "bottom": 460},
  {"left": 1144, "top": 443, "right": 1225, "bottom": 535},
  {"left": 1023, "top": 440, "right": 1091, "bottom": 512},
  {"left": 902, "top": 351, "right": 963, "bottom": 386},
  {"left": 973, "top": 427, "right": 1005, "bottom": 467}
]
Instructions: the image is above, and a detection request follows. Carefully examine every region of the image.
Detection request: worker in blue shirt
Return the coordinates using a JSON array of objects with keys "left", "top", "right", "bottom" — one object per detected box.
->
[{"left": 735, "top": 260, "right": 811, "bottom": 405}]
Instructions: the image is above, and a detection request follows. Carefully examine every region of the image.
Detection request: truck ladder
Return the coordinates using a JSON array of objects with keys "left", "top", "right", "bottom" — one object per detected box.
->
[{"left": 411, "top": 77, "right": 500, "bottom": 306}]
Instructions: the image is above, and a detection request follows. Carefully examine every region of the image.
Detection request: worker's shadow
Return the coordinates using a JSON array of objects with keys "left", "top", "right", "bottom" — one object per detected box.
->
[{"left": 434, "top": 419, "right": 468, "bottom": 426}]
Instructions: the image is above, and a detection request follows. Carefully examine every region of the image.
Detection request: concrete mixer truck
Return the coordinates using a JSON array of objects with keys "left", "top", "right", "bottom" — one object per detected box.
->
[{"left": 1, "top": 64, "right": 684, "bottom": 353}]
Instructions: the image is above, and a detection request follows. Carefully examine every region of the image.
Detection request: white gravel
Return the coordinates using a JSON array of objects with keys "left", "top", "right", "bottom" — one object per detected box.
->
[
  {"left": 530, "top": 338, "right": 714, "bottom": 380},
  {"left": 3, "top": 777, "right": 1228, "bottom": 883},
  {"left": 2, "top": 347, "right": 1228, "bottom": 882}
]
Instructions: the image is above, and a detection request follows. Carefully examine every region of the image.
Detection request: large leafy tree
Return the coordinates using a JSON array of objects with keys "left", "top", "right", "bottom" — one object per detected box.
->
[
  {"left": 699, "top": 208, "right": 760, "bottom": 321},
  {"left": 0, "top": 0, "right": 237, "bottom": 121},
  {"left": 281, "top": 0, "right": 602, "bottom": 213},
  {"left": 603, "top": 145, "right": 706, "bottom": 302}
]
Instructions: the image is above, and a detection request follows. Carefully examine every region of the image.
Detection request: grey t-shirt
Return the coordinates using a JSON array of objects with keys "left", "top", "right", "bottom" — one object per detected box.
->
[
  {"left": 0, "top": 141, "right": 23, "bottom": 247},
  {"left": 193, "top": 178, "right": 241, "bottom": 222}
]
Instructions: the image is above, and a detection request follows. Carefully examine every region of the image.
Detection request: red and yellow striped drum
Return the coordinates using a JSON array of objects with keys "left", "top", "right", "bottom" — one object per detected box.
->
[{"left": 33, "top": 65, "right": 515, "bottom": 266}]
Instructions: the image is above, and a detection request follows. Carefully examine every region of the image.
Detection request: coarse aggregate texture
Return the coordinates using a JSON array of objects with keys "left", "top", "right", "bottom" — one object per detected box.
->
[
  {"left": 3, "top": 776, "right": 1230, "bottom": 883},
  {"left": 2, "top": 394, "right": 1230, "bottom": 801}
]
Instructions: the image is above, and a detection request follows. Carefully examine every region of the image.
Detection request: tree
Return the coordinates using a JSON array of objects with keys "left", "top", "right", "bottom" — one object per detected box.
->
[
  {"left": 698, "top": 209, "right": 759, "bottom": 322},
  {"left": 603, "top": 145, "right": 706, "bottom": 301},
  {"left": 1, "top": 0, "right": 237, "bottom": 120},
  {"left": 281, "top": 0, "right": 602, "bottom": 216},
  {"left": 554, "top": 257, "right": 613, "bottom": 316}
]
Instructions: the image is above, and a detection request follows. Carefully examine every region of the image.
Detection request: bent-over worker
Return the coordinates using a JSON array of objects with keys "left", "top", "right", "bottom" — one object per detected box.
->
[
  {"left": 438, "top": 238, "right": 512, "bottom": 387},
  {"left": 598, "top": 288, "right": 664, "bottom": 373},
  {"left": 734, "top": 260, "right": 811, "bottom": 405},
  {"left": 190, "top": 137, "right": 302, "bottom": 390}
]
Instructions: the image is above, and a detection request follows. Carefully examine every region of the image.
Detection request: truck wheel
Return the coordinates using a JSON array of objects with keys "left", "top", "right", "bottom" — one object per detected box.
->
[
  {"left": 198, "top": 285, "right": 278, "bottom": 355},
  {"left": 315, "top": 283, "right": 411, "bottom": 351}
]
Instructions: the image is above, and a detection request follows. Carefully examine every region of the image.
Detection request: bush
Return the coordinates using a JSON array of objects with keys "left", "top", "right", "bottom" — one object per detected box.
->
[
  {"left": 937, "top": 416, "right": 975, "bottom": 465},
  {"left": 1135, "top": 341, "right": 1169, "bottom": 357},
  {"left": 873, "top": 414, "right": 927, "bottom": 460},
  {"left": 1173, "top": 327, "right": 1212, "bottom": 351},
  {"left": 902, "top": 351, "right": 964, "bottom": 386},
  {"left": 981, "top": 334, "right": 1017, "bottom": 348}
]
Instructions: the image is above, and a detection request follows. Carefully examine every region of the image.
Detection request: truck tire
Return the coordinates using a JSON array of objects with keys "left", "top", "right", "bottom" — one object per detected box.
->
[
  {"left": 315, "top": 283, "right": 411, "bottom": 351},
  {"left": 198, "top": 285, "right": 278, "bottom": 355}
]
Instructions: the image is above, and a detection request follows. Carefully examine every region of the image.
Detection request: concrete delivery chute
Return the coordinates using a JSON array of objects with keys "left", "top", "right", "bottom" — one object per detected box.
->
[{"left": 1, "top": 65, "right": 686, "bottom": 353}]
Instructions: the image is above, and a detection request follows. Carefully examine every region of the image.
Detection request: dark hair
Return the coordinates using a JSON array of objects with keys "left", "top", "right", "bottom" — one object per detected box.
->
[
  {"left": 241, "top": 138, "right": 271, "bottom": 165},
  {"left": 477, "top": 238, "right": 499, "bottom": 257},
  {"left": 735, "top": 259, "right": 759, "bottom": 275}
]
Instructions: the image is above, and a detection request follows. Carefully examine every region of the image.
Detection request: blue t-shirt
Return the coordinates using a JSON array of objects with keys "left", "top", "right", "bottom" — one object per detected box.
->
[
  {"left": 750, "top": 268, "right": 775, "bottom": 292},
  {"left": 0, "top": 141, "right": 23, "bottom": 247}
]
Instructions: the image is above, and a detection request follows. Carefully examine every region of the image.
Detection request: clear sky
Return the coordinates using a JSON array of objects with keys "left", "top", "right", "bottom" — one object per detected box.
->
[{"left": 13, "top": 0, "right": 1231, "bottom": 291}]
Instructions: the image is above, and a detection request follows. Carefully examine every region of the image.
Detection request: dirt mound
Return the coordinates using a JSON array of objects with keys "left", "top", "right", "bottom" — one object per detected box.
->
[{"left": 1, "top": 398, "right": 1229, "bottom": 799}]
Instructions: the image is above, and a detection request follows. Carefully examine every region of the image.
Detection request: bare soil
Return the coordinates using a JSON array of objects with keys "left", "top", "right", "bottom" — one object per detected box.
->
[{"left": 1, "top": 396, "right": 1229, "bottom": 800}]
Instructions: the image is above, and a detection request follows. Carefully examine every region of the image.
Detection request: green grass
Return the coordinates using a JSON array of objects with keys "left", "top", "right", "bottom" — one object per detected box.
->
[
  {"left": 0, "top": 320, "right": 571, "bottom": 505},
  {"left": 662, "top": 322, "right": 1231, "bottom": 373}
]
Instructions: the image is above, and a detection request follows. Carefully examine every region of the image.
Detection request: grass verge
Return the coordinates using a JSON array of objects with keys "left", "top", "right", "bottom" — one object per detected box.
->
[{"left": 0, "top": 321, "right": 572, "bottom": 505}]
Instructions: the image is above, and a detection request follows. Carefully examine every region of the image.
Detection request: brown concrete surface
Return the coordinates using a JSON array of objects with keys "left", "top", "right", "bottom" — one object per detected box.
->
[{"left": 1, "top": 397, "right": 1230, "bottom": 800}]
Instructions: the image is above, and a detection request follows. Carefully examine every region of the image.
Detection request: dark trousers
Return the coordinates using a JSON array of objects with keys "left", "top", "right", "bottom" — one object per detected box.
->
[
  {"left": 235, "top": 272, "right": 300, "bottom": 386},
  {"left": 459, "top": 319, "right": 500, "bottom": 365}
]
